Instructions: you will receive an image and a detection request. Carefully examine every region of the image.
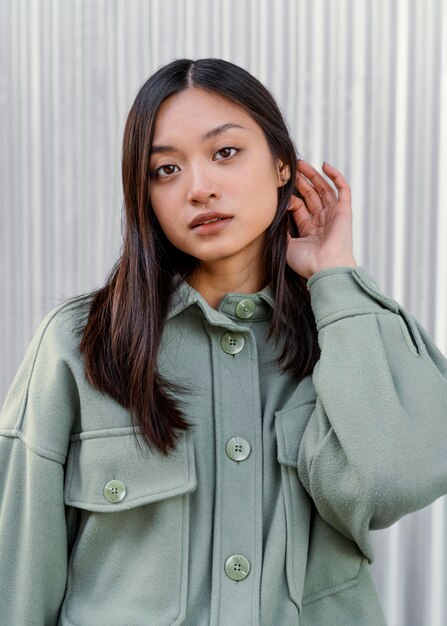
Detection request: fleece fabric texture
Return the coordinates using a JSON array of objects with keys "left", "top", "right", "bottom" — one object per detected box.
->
[{"left": 1, "top": 265, "right": 447, "bottom": 626}]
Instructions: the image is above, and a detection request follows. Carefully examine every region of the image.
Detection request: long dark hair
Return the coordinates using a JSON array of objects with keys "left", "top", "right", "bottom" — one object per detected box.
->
[{"left": 70, "top": 58, "right": 320, "bottom": 455}]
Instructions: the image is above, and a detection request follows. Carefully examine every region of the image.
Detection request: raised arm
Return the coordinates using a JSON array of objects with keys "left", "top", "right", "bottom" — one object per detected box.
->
[{"left": 297, "top": 265, "right": 447, "bottom": 560}]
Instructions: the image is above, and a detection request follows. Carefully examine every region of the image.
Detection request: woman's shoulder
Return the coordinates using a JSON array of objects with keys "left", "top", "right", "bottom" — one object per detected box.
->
[
  {"left": 1, "top": 294, "right": 95, "bottom": 462},
  {"left": 30, "top": 293, "right": 94, "bottom": 359}
]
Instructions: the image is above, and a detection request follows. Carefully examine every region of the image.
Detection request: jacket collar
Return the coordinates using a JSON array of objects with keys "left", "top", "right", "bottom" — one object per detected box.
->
[{"left": 167, "top": 278, "right": 275, "bottom": 327}]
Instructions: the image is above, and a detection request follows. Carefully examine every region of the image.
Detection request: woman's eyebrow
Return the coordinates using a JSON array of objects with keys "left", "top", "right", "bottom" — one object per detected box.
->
[{"left": 151, "top": 123, "right": 247, "bottom": 154}]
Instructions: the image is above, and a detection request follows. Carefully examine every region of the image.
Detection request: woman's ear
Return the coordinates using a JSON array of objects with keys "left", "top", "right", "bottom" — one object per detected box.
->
[{"left": 276, "top": 160, "right": 291, "bottom": 187}]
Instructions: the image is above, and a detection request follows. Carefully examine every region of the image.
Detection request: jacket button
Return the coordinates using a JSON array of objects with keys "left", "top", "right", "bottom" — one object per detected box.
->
[
  {"left": 103, "top": 479, "right": 127, "bottom": 503},
  {"left": 225, "top": 554, "right": 251, "bottom": 581},
  {"left": 220, "top": 331, "right": 245, "bottom": 355},
  {"left": 235, "top": 299, "right": 255, "bottom": 319},
  {"left": 226, "top": 437, "right": 251, "bottom": 461}
]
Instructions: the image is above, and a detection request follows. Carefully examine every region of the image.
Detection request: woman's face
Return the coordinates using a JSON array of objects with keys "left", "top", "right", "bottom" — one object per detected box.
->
[{"left": 148, "top": 87, "right": 289, "bottom": 269}]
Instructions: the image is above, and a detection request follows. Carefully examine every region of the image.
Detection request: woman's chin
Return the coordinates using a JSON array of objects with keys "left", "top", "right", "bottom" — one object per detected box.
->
[{"left": 174, "top": 234, "right": 264, "bottom": 266}]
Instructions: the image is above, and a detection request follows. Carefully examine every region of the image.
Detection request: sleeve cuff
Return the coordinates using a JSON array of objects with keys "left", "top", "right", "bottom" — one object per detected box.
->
[{"left": 307, "top": 265, "right": 401, "bottom": 329}]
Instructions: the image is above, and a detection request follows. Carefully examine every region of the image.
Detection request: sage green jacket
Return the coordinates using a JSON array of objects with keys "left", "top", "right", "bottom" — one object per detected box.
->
[{"left": 1, "top": 265, "right": 447, "bottom": 625}]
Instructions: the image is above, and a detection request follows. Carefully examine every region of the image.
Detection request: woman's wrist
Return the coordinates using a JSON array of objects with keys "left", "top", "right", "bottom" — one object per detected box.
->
[{"left": 307, "top": 258, "right": 358, "bottom": 281}]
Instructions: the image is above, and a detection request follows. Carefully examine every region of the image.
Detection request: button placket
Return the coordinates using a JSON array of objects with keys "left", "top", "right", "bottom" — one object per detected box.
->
[{"left": 206, "top": 322, "right": 263, "bottom": 622}]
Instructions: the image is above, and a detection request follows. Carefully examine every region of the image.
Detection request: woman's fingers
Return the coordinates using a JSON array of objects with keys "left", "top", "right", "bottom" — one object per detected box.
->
[
  {"left": 287, "top": 194, "right": 307, "bottom": 214},
  {"left": 289, "top": 160, "right": 349, "bottom": 227},
  {"left": 287, "top": 195, "right": 311, "bottom": 231},
  {"left": 296, "top": 160, "right": 338, "bottom": 209},
  {"left": 320, "top": 161, "right": 352, "bottom": 207},
  {"left": 295, "top": 175, "right": 323, "bottom": 214}
]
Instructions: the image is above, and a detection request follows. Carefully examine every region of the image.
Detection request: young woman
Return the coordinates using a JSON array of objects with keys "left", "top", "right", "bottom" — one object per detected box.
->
[{"left": 1, "top": 57, "right": 446, "bottom": 626}]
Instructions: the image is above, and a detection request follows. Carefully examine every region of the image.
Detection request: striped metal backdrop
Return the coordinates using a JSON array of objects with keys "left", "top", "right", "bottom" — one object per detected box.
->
[{"left": 1, "top": 1, "right": 446, "bottom": 624}]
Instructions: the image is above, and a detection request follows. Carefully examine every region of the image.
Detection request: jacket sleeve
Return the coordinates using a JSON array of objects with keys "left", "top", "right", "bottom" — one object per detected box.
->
[
  {"left": 297, "top": 265, "right": 447, "bottom": 562},
  {"left": 0, "top": 304, "right": 80, "bottom": 625}
]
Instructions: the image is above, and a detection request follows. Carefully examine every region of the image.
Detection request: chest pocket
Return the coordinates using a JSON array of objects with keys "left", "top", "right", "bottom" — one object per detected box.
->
[
  {"left": 62, "top": 427, "right": 197, "bottom": 626},
  {"left": 275, "top": 403, "right": 365, "bottom": 612}
]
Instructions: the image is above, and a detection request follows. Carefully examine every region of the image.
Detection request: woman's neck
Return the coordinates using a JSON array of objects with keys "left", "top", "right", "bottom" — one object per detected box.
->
[{"left": 186, "top": 258, "right": 267, "bottom": 309}]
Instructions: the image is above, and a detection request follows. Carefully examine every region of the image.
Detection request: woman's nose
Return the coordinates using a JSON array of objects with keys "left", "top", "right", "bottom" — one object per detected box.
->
[{"left": 186, "top": 164, "right": 221, "bottom": 205}]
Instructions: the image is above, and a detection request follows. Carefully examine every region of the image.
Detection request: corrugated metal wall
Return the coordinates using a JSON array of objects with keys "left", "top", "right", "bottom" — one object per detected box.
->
[{"left": 1, "top": 1, "right": 446, "bottom": 623}]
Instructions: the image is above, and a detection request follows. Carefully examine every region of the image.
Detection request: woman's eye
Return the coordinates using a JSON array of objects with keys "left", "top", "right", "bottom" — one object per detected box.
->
[
  {"left": 215, "top": 147, "right": 239, "bottom": 160},
  {"left": 152, "top": 164, "right": 179, "bottom": 179}
]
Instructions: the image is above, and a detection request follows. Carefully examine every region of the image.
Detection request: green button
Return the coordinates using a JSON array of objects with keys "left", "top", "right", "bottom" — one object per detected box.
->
[
  {"left": 225, "top": 554, "right": 251, "bottom": 581},
  {"left": 226, "top": 437, "right": 251, "bottom": 461},
  {"left": 220, "top": 332, "right": 245, "bottom": 355},
  {"left": 235, "top": 298, "right": 255, "bottom": 319},
  {"left": 104, "top": 479, "right": 127, "bottom": 503}
]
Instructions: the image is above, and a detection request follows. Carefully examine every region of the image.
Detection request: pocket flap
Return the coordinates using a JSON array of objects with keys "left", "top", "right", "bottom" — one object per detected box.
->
[
  {"left": 64, "top": 428, "right": 197, "bottom": 512},
  {"left": 275, "top": 402, "right": 316, "bottom": 467}
]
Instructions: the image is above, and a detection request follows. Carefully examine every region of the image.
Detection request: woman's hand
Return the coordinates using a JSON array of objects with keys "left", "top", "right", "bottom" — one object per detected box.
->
[{"left": 286, "top": 160, "right": 358, "bottom": 280}]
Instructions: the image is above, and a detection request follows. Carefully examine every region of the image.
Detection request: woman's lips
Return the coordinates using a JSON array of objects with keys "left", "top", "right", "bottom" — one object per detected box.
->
[
  {"left": 191, "top": 216, "right": 234, "bottom": 235},
  {"left": 189, "top": 211, "right": 233, "bottom": 228}
]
